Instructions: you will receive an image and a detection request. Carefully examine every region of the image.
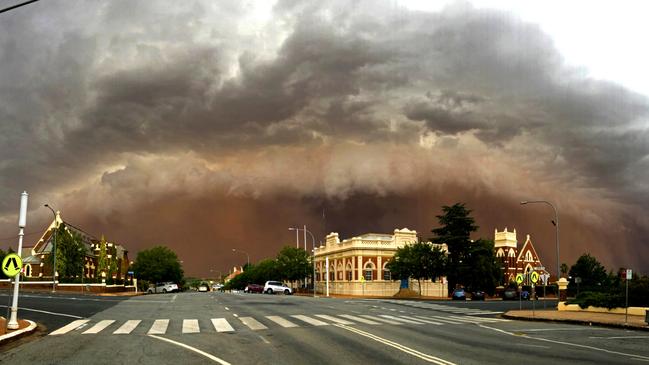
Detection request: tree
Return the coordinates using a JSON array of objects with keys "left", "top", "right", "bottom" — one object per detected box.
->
[
  {"left": 430, "top": 203, "right": 478, "bottom": 293},
  {"left": 560, "top": 263, "right": 569, "bottom": 277},
  {"left": 386, "top": 240, "right": 447, "bottom": 294},
  {"left": 460, "top": 239, "right": 501, "bottom": 295},
  {"left": 132, "top": 246, "right": 183, "bottom": 284},
  {"left": 249, "top": 259, "right": 280, "bottom": 284},
  {"left": 276, "top": 246, "right": 311, "bottom": 284},
  {"left": 47, "top": 224, "right": 86, "bottom": 280},
  {"left": 568, "top": 254, "right": 608, "bottom": 292}
]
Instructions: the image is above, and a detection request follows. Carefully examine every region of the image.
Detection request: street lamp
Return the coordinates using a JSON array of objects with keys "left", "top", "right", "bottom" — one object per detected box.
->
[
  {"left": 232, "top": 248, "right": 249, "bottom": 267},
  {"left": 44, "top": 204, "right": 58, "bottom": 292},
  {"left": 289, "top": 227, "right": 316, "bottom": 298},
  {"left": 520, "top": 200, "right": 560, "bottom": 281}
]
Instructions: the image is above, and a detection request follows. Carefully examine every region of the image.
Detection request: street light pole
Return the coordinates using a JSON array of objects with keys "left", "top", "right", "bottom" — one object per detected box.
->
[
  {"left": 44, "top": 204, "right": 58, "bottom": 292},
  {"left": 289, "top": 227, "right": 316, "bottom": 298},
  {"left": 232, "top": 248, "right": 249, "bottom": 268},
  {"left": 520, "top": 200, "right": 560, "bottom": 281}
]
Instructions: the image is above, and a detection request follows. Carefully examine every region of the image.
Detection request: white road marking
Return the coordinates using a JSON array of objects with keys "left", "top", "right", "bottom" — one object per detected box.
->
[
  {"left": 83, "top": 320, "right": 115, "bottom": 334},
  {"left": 233, "top": 313, "right": 239, "bottom": 317},
  {"left": 315, "top": 314, "right": 355, "bottom": 325},
  {"left": 148, "top": 319, "right": 169, "bottom": 335},
  {"left": 49, "top": 319, "right": 90, "bottom": 335},
  {"left": 401, "top": 316, "right": 443, "bottom": 325},
  {"left": 259, "top": 335, "right": 271, "bottom": 344},
  {"left": 291, "top": 315, "right": 329, "bottom": 326},
  {"left": 418, "top": 316, "right": 465, "bottom": 324},
  {"left": 380, "top": 315, "right": 425, "bottom": 324},
  {"left": 171, "top": 294, "right": 178, "bottom": 302},
  {"left": 334, "top": 324, "right": 456, "bottom": 365},
  {"left": 339, "top": 314, "right": 381, "bottom": 325},
  {"left": 113, "top": 320, "right": 141, "bottom": 334},
  {"left": 361, "top": 315, "right": 402, "bottom": 325},
  {"left": 447, "top": 315, "right": 508, "bottom": 323},
  {"left": 266, "top": 316, "right": 299, "bottom": 328},
  {"left": 479, "top": 324, "right": 649, "bottom": 361},
  {"left": 148, "top": 335, "right": 231, "bottom": 365},
  {"left": 429, "top": 315, "right": 479, "bottom": 324},
  {"left": 211, "top": 318, "right": 235, "bottom": 332},
  {"left": 183, "top": 319, "right": 200, "bottom": 334},
  {"left": 239, "top": 317, "right": 268, "bottom": 330},
  {"left": 224, "top": 307, "right": 229, "bottom": 311},
  {"left": 0, "top": 305, "right": 84, "bottom": 319}
]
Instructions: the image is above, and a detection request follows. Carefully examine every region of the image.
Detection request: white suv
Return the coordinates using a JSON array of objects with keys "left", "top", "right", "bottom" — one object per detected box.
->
[
  {"left": 147, "top": 282, "right": 179, "bottom": 294},
  {"left": 263, "top": 281, "right": 292, "bottom": 295}
]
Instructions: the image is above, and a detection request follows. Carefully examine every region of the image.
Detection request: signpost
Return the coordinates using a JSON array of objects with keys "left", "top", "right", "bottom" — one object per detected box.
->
[
  {"left": 539, "top": 273, "right": 550, "bottom": 309},
  {"left": 7, "top": 191, "right": 28, "bottom": 330},
  {"left": 516, "top": 274, "right": 524, "bottom": 310},
  {"left": 625, "top": 269, "right": 632, "bottom": 324}
]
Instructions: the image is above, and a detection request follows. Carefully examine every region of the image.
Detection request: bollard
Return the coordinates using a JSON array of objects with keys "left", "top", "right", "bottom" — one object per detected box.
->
[{"left": 645, "top": 309, "right": 648, "bottom": 325}]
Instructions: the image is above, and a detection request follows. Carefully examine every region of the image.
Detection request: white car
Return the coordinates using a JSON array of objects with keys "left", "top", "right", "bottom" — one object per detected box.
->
[
  {"left": 198, "top": 283, "right": 209, "bottom": 292},
  {"left": 147, "top": 282, "right": 179, "bottom": 294},
  {"left": 263, "top": 281, "right": 292, "bottom": 295}
]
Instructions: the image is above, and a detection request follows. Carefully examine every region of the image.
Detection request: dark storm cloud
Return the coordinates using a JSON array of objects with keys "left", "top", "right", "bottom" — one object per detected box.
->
[{"left": 1, "top": 0, "right": 649, "bottom": 274}]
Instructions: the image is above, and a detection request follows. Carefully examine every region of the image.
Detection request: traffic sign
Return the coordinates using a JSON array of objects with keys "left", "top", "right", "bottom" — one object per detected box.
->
[
  {"left": 2, "top": 253, "right": 22, "bottom": 277},
  {"left": 530, "top": 271, "right": 539, "bottom": 284},
  {"left": 533, "top": 266, "right": 545, "bottom": 271},
  {"left": 626, "top": 269, "right": 632, "bottom": 280},
  {"left": 360, "top": 275, "right": 365, "bottom": 283},
  {"left": 540, "top": 273, "right": 550, "bottom": 285},
  {"left": 515, "top": 273, "right": 524, "bottom": 285}
]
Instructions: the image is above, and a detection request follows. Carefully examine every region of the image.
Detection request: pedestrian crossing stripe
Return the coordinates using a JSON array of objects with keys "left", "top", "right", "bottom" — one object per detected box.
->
[{"left": 49, "top": 313, "right": 509, "bottom": 336}]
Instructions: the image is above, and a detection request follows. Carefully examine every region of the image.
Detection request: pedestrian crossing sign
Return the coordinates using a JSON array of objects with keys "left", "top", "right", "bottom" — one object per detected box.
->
[
  {"left": 2, "top": 253, "right": 22, "bottom": 277},
  {"left": 515, "top": 273, "right": 524, "bottom": 285},
  {"left": 360, "top": 275, "right": 365, "bottom": 283},
  {"left": 530, "top": 271, "right": 539, "bottom": 284}
]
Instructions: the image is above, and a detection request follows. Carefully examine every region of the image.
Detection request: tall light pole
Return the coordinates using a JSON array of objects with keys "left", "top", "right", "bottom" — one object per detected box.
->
[
  {"left": 232, "top": 248, "right": 249, "bottom": 268},
  {"left": 520, "top": 200, "right": 560, "bottom": 281},
  {"left": 7, "top": 191, "right": 28, "bottom": 330},
  {"left": 289, "top": 227, "right": 316, "bottom": 298},
  {"left": 44, "top": 204, "right": 58, "bottom": 292}
]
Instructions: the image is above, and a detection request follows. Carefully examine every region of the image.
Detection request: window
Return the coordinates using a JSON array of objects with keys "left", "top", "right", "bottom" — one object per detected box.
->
[
  {"left": 383, "top": 268, "right": 391, "bottom": 281},
  {"left": 25, "top": 264, "right": 31, "bottom": 277},
  {"left": 347, "top": 271, "right": 352, "bottom": 281},
  {"left": 525, "top": 251, "right": 533, "bottom": 262},
  {"left": 364, "top": 269, "right": 373, "bottom": 281}
]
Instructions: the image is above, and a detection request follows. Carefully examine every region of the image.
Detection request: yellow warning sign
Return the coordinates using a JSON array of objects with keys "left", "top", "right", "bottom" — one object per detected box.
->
[
  {"left": 515, "top": 273, "right": 524, "bottom": 285},
  {"left": 530, "top": 271, "right": 539, "bottom": 284},
  {"left": 2, "top": 253, "right": 22, "bottom": 277},
  {"left": 360, "top": 275, "right": 365, "bottom": 283}
]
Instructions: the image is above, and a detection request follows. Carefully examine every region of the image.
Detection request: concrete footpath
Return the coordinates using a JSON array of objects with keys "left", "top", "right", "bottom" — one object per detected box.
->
[{"left": 504, "top": 309, "right": 649, "bottom": 330}]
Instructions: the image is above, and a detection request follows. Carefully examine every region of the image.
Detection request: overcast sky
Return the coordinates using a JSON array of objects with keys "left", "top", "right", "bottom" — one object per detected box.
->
[{"left": 1, "top": 0, "right": 647, "bottom": 277}]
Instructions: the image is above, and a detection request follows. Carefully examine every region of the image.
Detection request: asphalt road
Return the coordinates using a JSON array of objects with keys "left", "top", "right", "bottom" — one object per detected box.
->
[{"left": 1, "top": 292, "right": 648, "bottom": 364}]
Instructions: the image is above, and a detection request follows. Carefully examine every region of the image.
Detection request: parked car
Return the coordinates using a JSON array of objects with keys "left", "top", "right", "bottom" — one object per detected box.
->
[
  {"left": 212, "top": 283, "right": 224, "bottom": 291},
  {"left": 502, "top": 287, "right": 518, "bottom": 300},
  {"left": 263, "top": 281, "right": 292, "bottom": 295},
  {"left": 198, "top": 283, "right": 209, "bottom": 292},
  {"left": 451, "top": 288, "right": 466, "bottom": 300},
  {"left": 244, "top": 284, "right": 264, "bottom": 293},
  {"left": 471, "top": 290, "right": 485, "bottom": 301},
  {"left": 147, "top": 282, "right": 179, "bottom": 294}
]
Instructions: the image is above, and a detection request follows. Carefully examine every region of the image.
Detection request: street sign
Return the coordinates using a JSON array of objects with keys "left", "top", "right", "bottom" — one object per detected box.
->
[
  {"left": 2, "top": 253, "right": 22, "bottom": 277},
  {"left": 530, "top": 271, "right": 539, "bottom": 284},
  {"left": 515, "top": 273, "right": 524, "bottom": 285},
  {"left": 360, "top": 275, "right": 365, "bottom": 283},
  {"left": 540, "top": 273, "right": 550, "bottom": 285},
  {"left": 534, "top": 266, "right": 545, "bottom": 271},
  {"left": 626, "top": 269, "right": 632, "bottom": 280}
]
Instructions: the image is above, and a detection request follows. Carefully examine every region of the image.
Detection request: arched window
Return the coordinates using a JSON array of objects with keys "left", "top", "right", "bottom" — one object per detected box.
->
[
  {"left": 337, "top": 263, "right": 343, "bottom": 281},
  {"left": 330, "top": 265, "right": 336, "bottom": 281},
  {"left": 383, "top": 267, "right": 391, "bottom": 281},
  {"left": 363, "top": 261, "right": 375, "bottom": 281},
  {"left": 25, "top": 264, "right": 31, "bottom": 277},
  {"left": 496, "top": 248, "right": 504, "bottom": 258},
  {"left": 525, "top": 251, "right": 533, "bottom": 262},
  {"left": 346, "top": 263, "right": 353, "bottom": 281}
]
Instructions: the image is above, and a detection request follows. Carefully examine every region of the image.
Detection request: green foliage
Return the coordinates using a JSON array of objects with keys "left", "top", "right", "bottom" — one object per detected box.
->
[
  {"left": 568, "top": 253, "right": 608, "bottom": 293},
  {"left": 568, "top": 291, "right": 625, "bottom": 309},
  {"left": 47, "top": 224, "right": 86, "bottom": 279},
  {"left": 429, "top": 203, "right": 478, "bottom": 293},
  {"left": 386, "top": 240, "right": 447, "bottom": 294},
  {"left": 276, "top": 246, "right": 311, "bottom": 283},
  {"left": 460, "top": 239, "right": 501, "bottom": 295},
  {"left": 132, "top": 246, "right": 183, "bottom": 284}
]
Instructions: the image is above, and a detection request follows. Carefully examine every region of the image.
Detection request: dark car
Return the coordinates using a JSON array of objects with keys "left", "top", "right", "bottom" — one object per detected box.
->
[
  {"left": 451, "top": 288, "right": 466, "bottom": 300},
  {"left": 471, "top": 290, "right": 485, "bottom": 301},
  {"left": 244, "top": 284, "right": 264, "bottom": 293},
  {"left": 502, "top": 287, "right": 518, "bottom": 300}
]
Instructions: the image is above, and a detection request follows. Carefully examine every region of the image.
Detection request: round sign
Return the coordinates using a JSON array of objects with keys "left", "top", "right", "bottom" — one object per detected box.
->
[
  {"left": 530, "top": 271, "right": 539, "bottom": 284},
  {"left": 360, "top": 275, "right": 365, "bottom": 283},
  {"left": 2, "top": 253, "right": 23, "bottom": 277},
  {"left": 515, "top": 273, "right": 524, "bottom": 285}
]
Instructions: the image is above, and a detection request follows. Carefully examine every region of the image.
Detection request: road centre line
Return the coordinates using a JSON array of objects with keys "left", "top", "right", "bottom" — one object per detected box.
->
[
  {"left": 148, "top": 335, "right": 231, "bottom": 365},
  {"left": 479, "top": 324, "right": 649, "bottom": 361},
  {"left": 0, "top": 304, "right": 83, "bottom": 318},
  {"left": 334, "top": 324, "right": 456, "bottom": 365}
]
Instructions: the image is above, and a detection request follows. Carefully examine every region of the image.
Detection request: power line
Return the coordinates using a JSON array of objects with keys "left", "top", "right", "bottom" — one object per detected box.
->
[{"left": 0, "top": 0, "right": 41, "bottom": 15}]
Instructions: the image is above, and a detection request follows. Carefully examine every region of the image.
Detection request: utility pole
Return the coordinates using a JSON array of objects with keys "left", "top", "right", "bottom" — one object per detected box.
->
[{"left": 7, "top": 192, "right": 28, "bottom": 330}]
